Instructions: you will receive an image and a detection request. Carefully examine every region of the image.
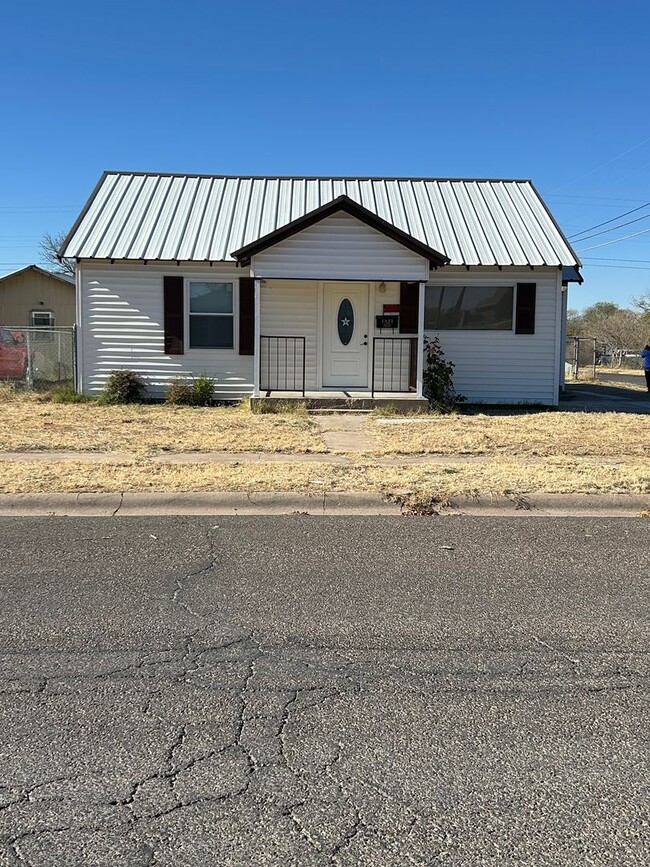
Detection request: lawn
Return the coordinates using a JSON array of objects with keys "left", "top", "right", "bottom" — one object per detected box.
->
[
  {"left": 0, "top": 393, "right": 648, "bottom": 499},
  {"left": 367, "top": 410, "right": 649, "bottom": 457},
  {"left": 0, "top": 395, "right": 325, "bottom": 455}
]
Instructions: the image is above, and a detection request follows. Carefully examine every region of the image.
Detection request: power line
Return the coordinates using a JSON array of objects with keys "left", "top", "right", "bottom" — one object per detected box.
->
[
  {"left": 576, "top": 226, "right": 650, "bottom": 253},
  {"left": 583, "top": 256, "right": 650, "bottom": 263},
  {"left": 549, "top": 134, "right": 650, "bottom": 193},
  {"left": 568, "top": 202, "right": 650, "bottom": 240},
  {"left": 581, "top": 262, "right": 650, "bottom": 271},
  {"left": 569, "top": 213, "right": 650, "bottom": 244}
]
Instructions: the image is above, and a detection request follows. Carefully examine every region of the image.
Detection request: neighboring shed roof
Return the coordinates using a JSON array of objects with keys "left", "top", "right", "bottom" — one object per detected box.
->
[
  {"left": 0, "top": 264, "right": 74, "bottom": 286},
  {"left": 60, "top": 172, "right": 581, "bottom": 269}
]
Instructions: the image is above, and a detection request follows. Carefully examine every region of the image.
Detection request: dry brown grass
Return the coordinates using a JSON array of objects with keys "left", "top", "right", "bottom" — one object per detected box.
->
[
  {"left": 369, "top": 411, "right": 650, "bottom": 458},
  {"left": 0, "top": 396, "right": 326, "bottom": 455},
  {"left": 1, "top": 391, "right": 648, "bottom": 498},
  {"left": 1, "top": 455, "right": 649, "bottom": 496}
]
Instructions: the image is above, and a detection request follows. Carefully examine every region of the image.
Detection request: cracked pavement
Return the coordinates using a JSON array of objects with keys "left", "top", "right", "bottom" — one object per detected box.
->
[{"left": 0, "top": 516, "right": 648, "bottom": 865}]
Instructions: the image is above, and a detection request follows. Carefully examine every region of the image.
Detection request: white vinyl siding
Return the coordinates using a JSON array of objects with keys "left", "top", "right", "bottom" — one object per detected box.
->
[
  {"left": 251, "top": 213, "right": 428, "bottom": 281},
  {"left": 425, "top": 268, "right": 562, "bottom": 405},
  {"left": 78, "top": 261, "right": 253, "bottom": 398},
  {"left": 259, "top": 281, "right": 318, "bottom": 391}
]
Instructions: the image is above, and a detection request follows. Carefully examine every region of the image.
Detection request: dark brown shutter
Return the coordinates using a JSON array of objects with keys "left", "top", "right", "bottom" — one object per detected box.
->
[
  {"left": 515, "top": 283, "right": 536, "bottom": 334},
  {"left": 239, "top": 277, "right": 255, "bottom": 355},
  {"left": 163, "top": 276, "right": 184, "bottom": 354},
  {"left": 400, "top": 282, "right": 420, "bottom": 334}
]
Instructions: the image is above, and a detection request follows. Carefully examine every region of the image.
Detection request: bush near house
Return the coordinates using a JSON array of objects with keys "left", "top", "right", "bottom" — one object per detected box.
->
[
  {"left": 99, "top": 370, "right": 145, "bottom": 404},
  {"left": 165, "top": 375, "right": 215, "bottom": 406},
  {"left": 422, "top": 336, "right": 465, "bottom": 411}
]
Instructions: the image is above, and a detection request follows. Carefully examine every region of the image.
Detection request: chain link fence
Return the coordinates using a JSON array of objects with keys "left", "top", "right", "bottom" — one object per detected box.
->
[
  {"left": 565, "top": 336, "right": 598, "bottom": 380},
  {"left": 565, "top": 336, "right": 644, "bottom": 380},
  {"left": 0, "top": 326, "right": 76, "bottom": 388}
]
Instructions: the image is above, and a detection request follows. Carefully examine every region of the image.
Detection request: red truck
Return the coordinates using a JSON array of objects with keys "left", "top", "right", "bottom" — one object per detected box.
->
[{"left": 0, "top": 326, "right": 30, "bottom": 378}]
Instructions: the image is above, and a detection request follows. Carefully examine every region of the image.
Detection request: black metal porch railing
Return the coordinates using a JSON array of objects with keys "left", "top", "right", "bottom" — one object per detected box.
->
[
  {"left": 371, "top": 337, "right": 418, "bottom": 396},
  {"left": 259, "top": 335, "right": 306, "bottom": 396}
]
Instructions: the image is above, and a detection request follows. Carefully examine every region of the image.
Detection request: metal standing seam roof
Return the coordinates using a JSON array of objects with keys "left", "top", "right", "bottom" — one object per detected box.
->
[{"left": 60, "top": 173, "right": 581, "bottom": 269}]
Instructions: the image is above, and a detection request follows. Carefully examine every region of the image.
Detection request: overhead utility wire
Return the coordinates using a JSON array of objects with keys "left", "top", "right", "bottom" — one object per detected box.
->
[
  {"left": 576, "top": 226, "right": 650, "bottom": 253},
  {"left": 568, "top": 201, "right": 650, "bottom": 239},
  {"left": 569, "top": 213, "right": 650, "bottom": 243},
  {"left": 549, "top": 134, "right": 650, "bottom": 193}
]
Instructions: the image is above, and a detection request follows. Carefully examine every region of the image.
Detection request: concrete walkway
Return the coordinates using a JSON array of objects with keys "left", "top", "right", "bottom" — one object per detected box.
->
[{"left": 311, "top": 413, "right": 376, "bottom": 450}]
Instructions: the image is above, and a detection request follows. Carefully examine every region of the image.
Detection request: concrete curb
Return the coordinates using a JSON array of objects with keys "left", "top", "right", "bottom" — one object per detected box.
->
[
  {"left": 0, "top": 492, "right": 402, "bottom": 517},
  {"left": 0, "top": 491, "right": 648, "bottom": 517}
]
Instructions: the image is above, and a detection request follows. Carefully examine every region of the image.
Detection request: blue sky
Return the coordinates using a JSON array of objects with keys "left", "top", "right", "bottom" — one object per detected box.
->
[{"left": 2, "top": 0, "right": 649, "bottom": 311}]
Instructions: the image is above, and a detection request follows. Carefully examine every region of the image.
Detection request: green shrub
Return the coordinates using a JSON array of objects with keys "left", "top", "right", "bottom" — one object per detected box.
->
[
  {"left": 100, "top": 369, "right": 145, "bottom": 404},
  {"left": 422, "top": 336, "right": 465, "bottom": 411},
  {"left": 165, "top": 378, "right": 194, "bottom": 405},
  {"left": 191, "top": 374, "right": 215, "bottom": 406},
  {"left": 165, "top": 374, "right": 214, "bottom": 406}
]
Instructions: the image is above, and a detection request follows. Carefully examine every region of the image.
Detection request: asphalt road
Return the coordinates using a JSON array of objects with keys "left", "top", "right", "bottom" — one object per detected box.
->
[
  {"left": 597, "top": 372, "right": 648, "bottom": 388},
  {"left": 0, "top": 516, "right": 648, "bottom": 866}
]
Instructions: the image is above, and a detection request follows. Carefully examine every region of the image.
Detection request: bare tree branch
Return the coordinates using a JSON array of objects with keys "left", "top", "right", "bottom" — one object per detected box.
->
[{"left": 39, "top": 231, "right": 75, "bottom": 278}]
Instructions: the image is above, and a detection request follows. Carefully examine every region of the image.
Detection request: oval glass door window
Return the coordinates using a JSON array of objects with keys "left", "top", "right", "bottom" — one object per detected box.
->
[{"left": 337, "top": 298, "right": 354, "bottom": 345}]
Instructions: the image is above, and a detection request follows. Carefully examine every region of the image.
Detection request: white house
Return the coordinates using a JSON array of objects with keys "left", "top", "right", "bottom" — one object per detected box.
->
[{"left": 60, "top": 173, "right": 581, "bottom": 405}]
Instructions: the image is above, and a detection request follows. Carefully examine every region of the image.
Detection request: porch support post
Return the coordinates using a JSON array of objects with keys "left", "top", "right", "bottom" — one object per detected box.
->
[
  {"left": 416, "top": 281, "right": 426, "bottom": 397},
  {"left": 253, "top": 277, "right": 261, "bottom": 397}
]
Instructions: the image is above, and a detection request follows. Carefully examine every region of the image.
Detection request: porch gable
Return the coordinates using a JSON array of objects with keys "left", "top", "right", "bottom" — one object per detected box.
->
[{"left": 248, "top": 212, "right": 430, "bottom": 281}]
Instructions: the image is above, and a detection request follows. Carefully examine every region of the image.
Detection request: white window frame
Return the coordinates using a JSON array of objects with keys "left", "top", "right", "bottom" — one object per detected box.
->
[
  {"left": 424, "top": 284, "right": 516, "bottom": 333},
  {"left": 30, "top": 310, "right": 55, "bottom": 328},
  {"left": 185, "top": 278, "right": 238, "bottom": 351}
]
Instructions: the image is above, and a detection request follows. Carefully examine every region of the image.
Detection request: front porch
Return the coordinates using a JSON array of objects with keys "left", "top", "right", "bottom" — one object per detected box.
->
[{"left": 251, "top": 278, "right": 427, "bottom": 404}]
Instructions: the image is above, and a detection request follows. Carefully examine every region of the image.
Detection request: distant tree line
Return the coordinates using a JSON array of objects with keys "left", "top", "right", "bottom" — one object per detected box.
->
[{"left": 567, "top": 295, "right": 650, "bottom": 366}]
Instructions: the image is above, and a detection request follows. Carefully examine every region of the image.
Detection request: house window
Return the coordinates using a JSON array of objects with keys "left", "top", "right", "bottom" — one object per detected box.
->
[
  {"left": 188, "top": 282, "right": 234, "bottom": 348},
  {"left": 425, "top": 286, "right": 513, "bottom": 330},
  {"left": 30, "top": 311, "right": 55, "bottom": 328}
]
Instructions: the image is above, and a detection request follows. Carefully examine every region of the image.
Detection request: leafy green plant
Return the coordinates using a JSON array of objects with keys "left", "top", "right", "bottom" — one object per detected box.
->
[
  {"left": 422, "top": 336, "right": 464, "bottom": 411},
  {"left": 100, "top": 369, "right": 145, "bottom": 404},
  {"left": 191, "top": 374, "right": 215, "bottom": 406},
  {"left": 165, "top": 374, "right": 215, "bottom": 406}
]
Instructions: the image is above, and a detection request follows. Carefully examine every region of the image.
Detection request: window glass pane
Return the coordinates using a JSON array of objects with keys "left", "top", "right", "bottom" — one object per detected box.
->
[
  {"left": 189, "top": 315, "right": 233, "bottom": 348},
  {"left": 425, "top": 286, "right": 513, "bottom": 330},
  {"left": 189, "top": 282, "right": 233, "bottom": 314},
  {"left": 31, "top": 312, "right": 54, "bottom": 327}
]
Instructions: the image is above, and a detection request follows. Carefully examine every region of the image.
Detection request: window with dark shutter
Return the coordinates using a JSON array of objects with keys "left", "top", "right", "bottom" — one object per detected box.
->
[
  {"left": 515, "top": 283, "right": 536, "bottom": 334},
  {"left": 164, "top": 276, "right": 184, "bottom": 354},
  {"left": 399, "top": 282, "right": 420, "bottom": 334},
  {"left": 239, "top": 277, "right": 255, "bottom": 356}
]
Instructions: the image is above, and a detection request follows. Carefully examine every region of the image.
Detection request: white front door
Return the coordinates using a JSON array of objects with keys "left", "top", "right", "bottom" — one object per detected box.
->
[{"left": 322, "top": 282, "right": 369, "bottom": 388}]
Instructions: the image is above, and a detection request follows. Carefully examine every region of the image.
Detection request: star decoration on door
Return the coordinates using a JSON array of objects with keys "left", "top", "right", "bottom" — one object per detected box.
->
[{"left": 340, "top": 317, "right": 350, "bottom": 327}]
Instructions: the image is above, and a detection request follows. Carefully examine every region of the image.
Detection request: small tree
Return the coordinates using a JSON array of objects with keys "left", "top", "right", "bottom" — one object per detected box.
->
[
  {"left": 39, "top": 231, "right": 75, "bottom": 279},
  {"left": 422, "top": 336, "right": 464, "bottom": 410}
]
